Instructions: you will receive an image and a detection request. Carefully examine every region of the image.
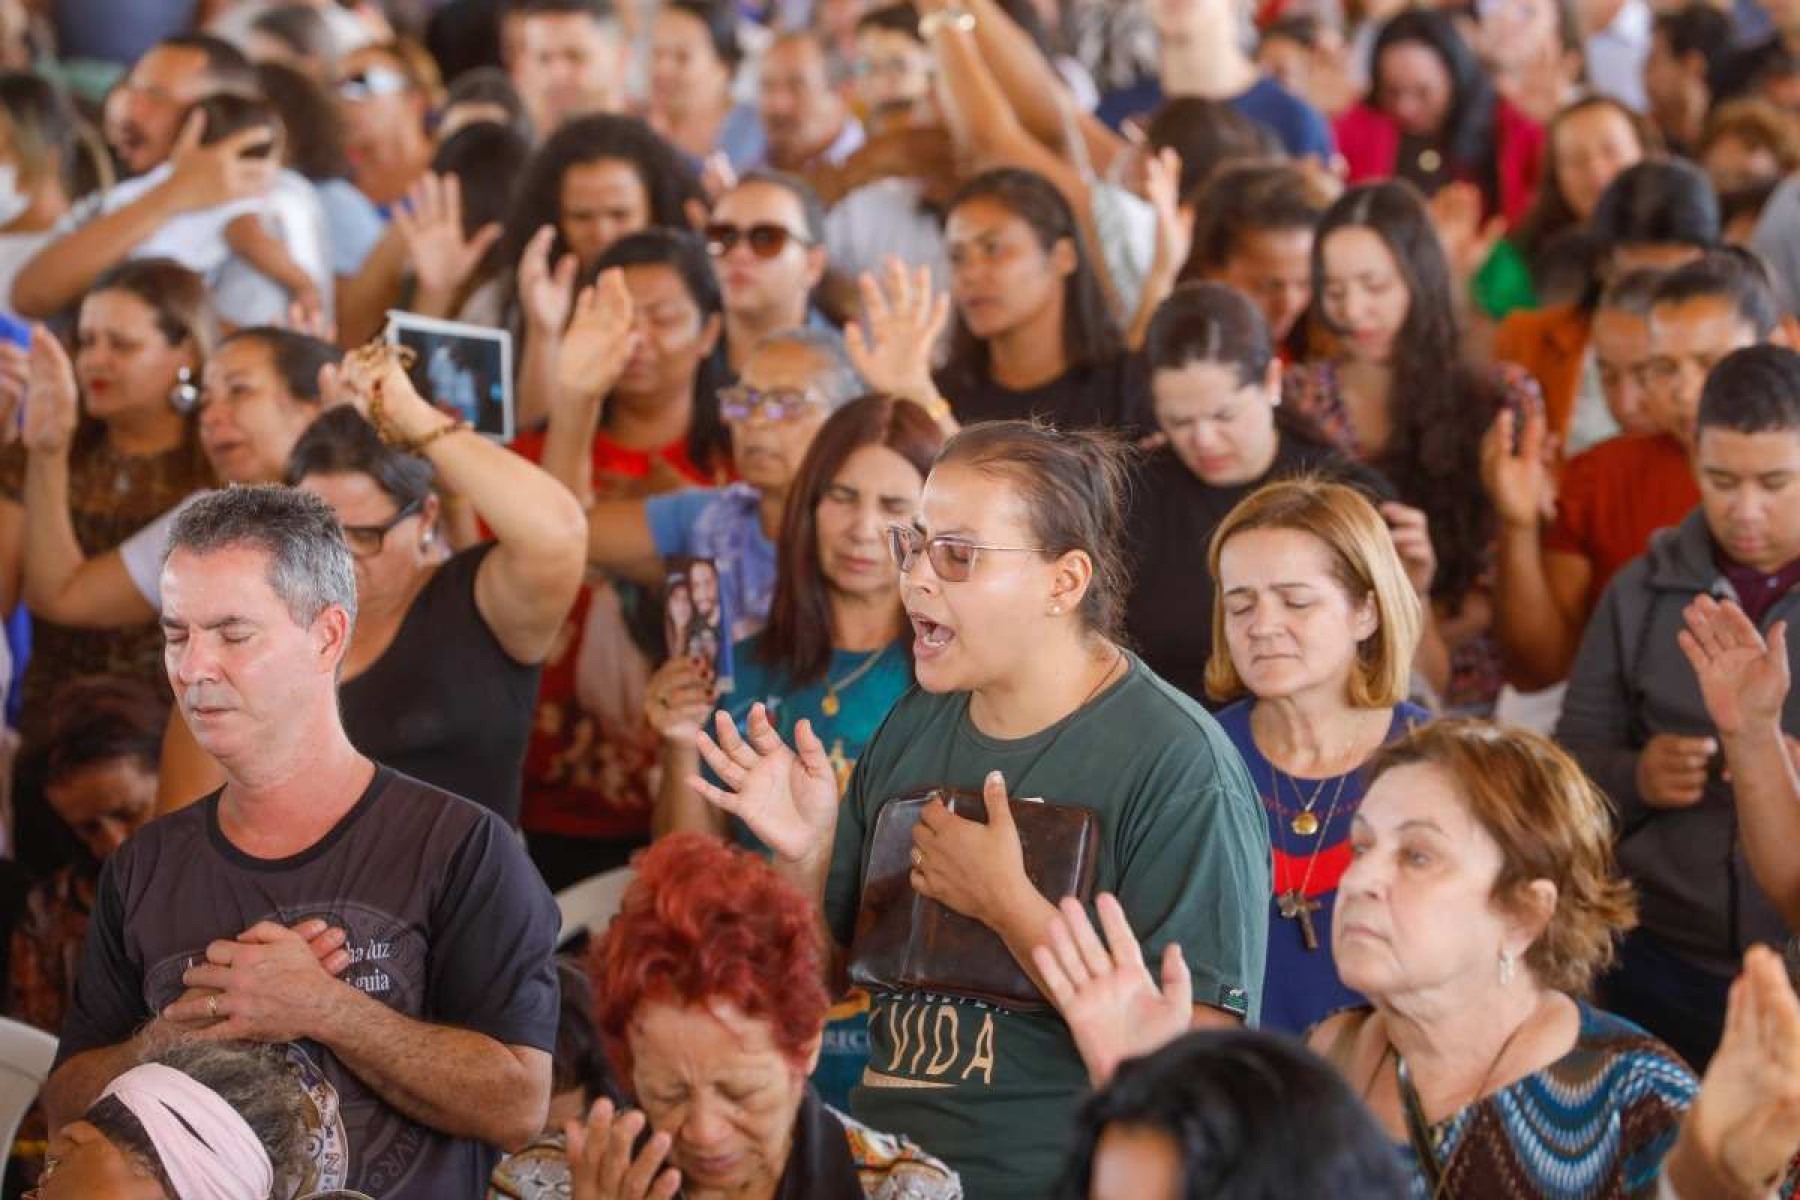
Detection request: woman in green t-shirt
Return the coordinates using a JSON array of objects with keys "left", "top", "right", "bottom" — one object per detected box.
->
[{"left": 688, "top": 421, "right": 1270, "bottom": 1199}]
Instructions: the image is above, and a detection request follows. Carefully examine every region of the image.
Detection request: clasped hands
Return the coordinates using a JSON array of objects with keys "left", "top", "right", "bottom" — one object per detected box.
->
[{"left": 161, "top": 918, "right": 357, "bottom": 1044}]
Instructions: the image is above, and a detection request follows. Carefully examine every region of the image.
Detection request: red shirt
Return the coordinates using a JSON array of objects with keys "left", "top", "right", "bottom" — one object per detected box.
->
[
  {"left": 1544, "top": 434, "right": 1700, "bottom": 611},
  {"left": 510, "top": 430, "right": 714, "bottom": 841},
  {"left": 1333, "top": 97, "right": 1545, "bottom": 226}
]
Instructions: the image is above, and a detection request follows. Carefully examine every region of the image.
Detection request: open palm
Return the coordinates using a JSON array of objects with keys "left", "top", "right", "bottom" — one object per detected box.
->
[
  {"left": 518, "top": 224, "right": 578, "bottom": 334},
  {"left": 1679, "top": 595, "right": 1790, "bottom": 736},
  {"left": 1032, "top": 894, "right": 1192, "bottom": 1087},
  {"left": 395, "top": 172, "right": 502, "bottom": 300},
  {"left": 846, "top": 257, "right": 948, "bottom": 403},
  {"left": 23, "top": 327, "right": 78, "bottom": 455},
  {"left": 690, "top": 704, "right": 841, "bottom": 864},
  {"left": 556, "top": 270, "right": 637, "bottom": 405},
  {"left": 1689, "top": 946, "right": 1800, "bottom": 1191}
]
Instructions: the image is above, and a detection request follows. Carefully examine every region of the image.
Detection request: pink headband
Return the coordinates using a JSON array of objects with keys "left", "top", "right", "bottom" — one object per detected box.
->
[{"left": 100, "top": 1062, "right": 274, "bottom": 1200}]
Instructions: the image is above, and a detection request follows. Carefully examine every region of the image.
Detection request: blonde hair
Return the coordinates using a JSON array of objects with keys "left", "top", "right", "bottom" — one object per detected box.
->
[
  {"left": 1367, "top": 719, "right": 1638, "bottom": 995},
  {"left": 1204, "top": 476, "right": 1422, "bottom": 707}
]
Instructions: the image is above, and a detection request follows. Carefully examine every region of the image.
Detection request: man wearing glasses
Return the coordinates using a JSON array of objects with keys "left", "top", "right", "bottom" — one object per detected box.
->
[{"left": 11, "top": 35, "right": 279, "bottom": 318}]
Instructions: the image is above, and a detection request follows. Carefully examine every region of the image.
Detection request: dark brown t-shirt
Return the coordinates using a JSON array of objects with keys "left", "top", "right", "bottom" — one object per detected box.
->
[{"left": 55, "top": 766, "right": 561, "bottom": 1198}]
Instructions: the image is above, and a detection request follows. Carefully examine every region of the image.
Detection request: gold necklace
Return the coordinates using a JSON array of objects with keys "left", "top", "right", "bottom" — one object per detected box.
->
[{"left": 820, "top": 644, "right": 893, "bottom": 717}]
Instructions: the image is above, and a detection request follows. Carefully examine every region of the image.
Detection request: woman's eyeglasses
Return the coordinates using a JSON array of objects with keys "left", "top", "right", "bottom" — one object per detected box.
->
[
  {"left": 704, "top": 223, "right": 813, "bottom": 260},
  {"left": 341, "top": 498, "right": 422, "bottom": 558},
  {"left": 718, "top": 385, "right": 827, "bottom": 424},
  {"left": 884, "top": 525, "right": 1047, "bottom": 583}
]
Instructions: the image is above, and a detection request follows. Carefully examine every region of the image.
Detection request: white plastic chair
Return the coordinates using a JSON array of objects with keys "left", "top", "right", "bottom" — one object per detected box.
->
[
  {"left": 0, "top": 1016, "right": 55, "bottom": 1186},
  {"left": 555, "top": 866, "right": 635, "bottom": 945}
]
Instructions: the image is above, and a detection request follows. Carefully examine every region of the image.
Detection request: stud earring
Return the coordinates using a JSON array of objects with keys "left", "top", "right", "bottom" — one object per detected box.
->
[{"left": 168, "top": 366, "right": 199, "bottom": 414}]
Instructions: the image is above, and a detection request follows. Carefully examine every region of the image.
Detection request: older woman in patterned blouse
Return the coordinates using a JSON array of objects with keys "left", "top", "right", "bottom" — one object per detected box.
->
[{"left": 1036, "top": 719, "right": 1800, "bottom": 1199}]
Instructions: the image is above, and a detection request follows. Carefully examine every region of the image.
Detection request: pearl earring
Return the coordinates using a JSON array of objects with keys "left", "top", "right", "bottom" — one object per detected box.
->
[{"left": 168, "top": 366, "right": 199, "bottom": 414}]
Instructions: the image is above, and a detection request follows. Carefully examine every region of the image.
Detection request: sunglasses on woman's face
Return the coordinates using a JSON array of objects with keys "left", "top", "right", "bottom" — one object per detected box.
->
[
  {"left": 884, "top": 524, "right": 1047, "bottom": 583},
  {"left": 704, "top": 222, "right": 813, "bottom": 260}
]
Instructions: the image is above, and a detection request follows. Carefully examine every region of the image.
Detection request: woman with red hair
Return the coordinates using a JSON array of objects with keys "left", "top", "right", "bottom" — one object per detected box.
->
[{"left": 568, "top": 833, "right": 960, "bottom": 1199}]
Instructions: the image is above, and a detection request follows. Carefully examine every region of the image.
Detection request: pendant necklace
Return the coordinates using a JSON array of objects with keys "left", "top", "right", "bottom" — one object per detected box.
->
[
  {"left": 820, "top": 643, "right": 892, "bottom": 717},
  {"left": 1274, "top": 765, "right": 1353, "bottom": 952}
]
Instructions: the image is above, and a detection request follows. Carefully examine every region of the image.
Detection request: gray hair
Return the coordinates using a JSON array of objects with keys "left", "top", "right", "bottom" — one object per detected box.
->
[
  {"left": 149, "top": 1041, "right": 312, "bottom": 1198},
  {"left": 751, "top": 327, "right": 865, "bottom": 411},
  {"left": 165, "top": 485, "right": 358, "bottom": 630}
]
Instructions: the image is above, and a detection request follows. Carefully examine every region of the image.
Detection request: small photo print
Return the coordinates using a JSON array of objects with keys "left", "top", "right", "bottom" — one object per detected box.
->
[
  {"left": 384, "top": 310, "right": 514, "bottom": 442},
  {"left": 664, "top": 556, "right": 735, "bottom": 694}
]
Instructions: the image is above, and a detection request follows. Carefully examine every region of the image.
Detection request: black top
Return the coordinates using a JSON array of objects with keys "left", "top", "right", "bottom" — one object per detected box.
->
[
  {"left": 1123, "top": 430, "right": 1394, "bottom": 706},
  {"left": 340, "top": 544, "right": 540, "bottom": 826},
  {"left": 936, "top": 352, "right": 1151, "bottom": 435},
  {"left": 56, "top": 766, "right": 562, "bottom": 1198}
]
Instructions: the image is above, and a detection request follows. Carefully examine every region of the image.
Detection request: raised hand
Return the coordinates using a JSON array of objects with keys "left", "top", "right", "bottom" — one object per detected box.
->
[
  {"left": 394, "top": 172, "right": 503, "bottom": 306},
  {"left": 518, "top": 224, "right": 580, "bottom": 335},
  {"left": 689, "top": 704, "right": 841, "bottom": 865},
  {"left": 1680, "top": 596, "right": 1790, "bottom": 739},
  {"left": 22, "top": 326, "right": 78, "bottom": 456},
  {"left": 1683, "top": 946, "right": 1800, "bottom": 1195},
  {"left": 644, "top": 655, "right": 718, "bottom": 744},
  {"left": 556, "top": 269, "right": 638, "bottom": 406},
  {"left": 336, "top": 341, "right": 442, "bottom": 445},
  {"left": 1143, "top": 146, "right": 1195, "bottom": 282},
  {"left": 162, "top": 115, "right": 278, "bottom": 214},
  {"left": 1429, "top": 181, "right": 1505, "bottom": 285},
  {"left": 566, "top": 1099, "right": 681, "bottom": 1200},
  {"left": 1031, "top": 893, "right": 1192, "bottom": 1087},
  {"left": 1480, "top": 407, "right": 1555, "bottom": 530},
  {"left": 1380, "top": 501, "right": 1437, "bottom": 598},
  {"left": 845, "top": 256, "right": 949, "bottom": 404}
]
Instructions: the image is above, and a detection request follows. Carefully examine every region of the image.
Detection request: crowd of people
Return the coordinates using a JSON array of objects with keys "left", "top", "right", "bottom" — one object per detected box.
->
[{"left": 0, "top": 0, "right": 1798, "bottom": 1196}]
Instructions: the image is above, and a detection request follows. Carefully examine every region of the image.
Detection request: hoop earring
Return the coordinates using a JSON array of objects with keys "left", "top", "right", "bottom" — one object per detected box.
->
[{"left": 168, "top": 366, "right": 199, "bottom": 414}]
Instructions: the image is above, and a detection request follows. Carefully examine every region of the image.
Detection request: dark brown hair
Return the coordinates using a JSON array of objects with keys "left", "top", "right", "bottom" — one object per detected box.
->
[
  {"left": 758, "top": 395, "right": 944, "bottom": 684},
  {"left": 934, "top": 420, "right": 1135, "bottom": 641}
]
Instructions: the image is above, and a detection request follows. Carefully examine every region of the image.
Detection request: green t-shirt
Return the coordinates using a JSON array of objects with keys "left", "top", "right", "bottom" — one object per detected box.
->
[
  {"left": 822, "top": 654, "right": 1271, "bottom": 1199},
  {"left": 1472, "top": 238, "right": 1540, "bottom": 321}
]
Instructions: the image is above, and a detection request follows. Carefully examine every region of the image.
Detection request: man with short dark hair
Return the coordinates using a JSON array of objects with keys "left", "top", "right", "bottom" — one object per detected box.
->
[
  {"left": 1644, "top": 4, "right": 1733, "bottom": 153},
  {"left": 11, "top": 35, "right": 278, "bottom": 317},
  {"left": 1559, "top": 343, "right": 1800, "bottom": 1069},
  {"left": 757, "top": 30, "right": 864, "bottom": 181},
  {"left": 705, "top": 171, "right": 832, "bottom": 376},
  {"left": 43, "top": 486, "right": 560, "bottom": 1198},
  {"left": 509, "top": 0, "right": 628, "bottom": 134},
  {"left": 1486, "top": 249, "right": 1781, "bottom": 691}
]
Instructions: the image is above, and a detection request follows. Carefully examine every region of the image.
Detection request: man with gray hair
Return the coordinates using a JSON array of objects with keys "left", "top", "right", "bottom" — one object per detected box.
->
[
  {"left": 576, "top": 327, "right": 865, "bottom": 641},
  {"left": 43, "top": 486, "right": 561, "bottom": 1199}
]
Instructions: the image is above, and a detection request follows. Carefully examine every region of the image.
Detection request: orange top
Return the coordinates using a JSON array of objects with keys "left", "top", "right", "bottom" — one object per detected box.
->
[{"left": 1492, "top": 303, "right": 1591, "bottom": 442}]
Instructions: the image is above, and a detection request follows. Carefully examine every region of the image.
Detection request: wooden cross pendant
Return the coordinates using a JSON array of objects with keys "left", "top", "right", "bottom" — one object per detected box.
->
[{"left": 1278, "top": 889, "right": 1322, "bottom": 952}]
